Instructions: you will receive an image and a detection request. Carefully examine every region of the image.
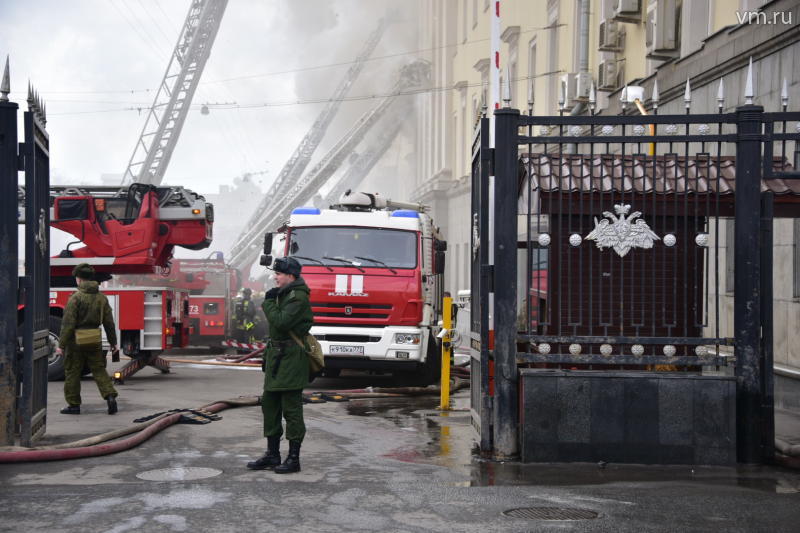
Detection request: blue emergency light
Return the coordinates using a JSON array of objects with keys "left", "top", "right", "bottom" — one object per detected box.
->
[
  {"left": 291, "top": 207, "right": 321, "bottom": 215},
  {"left": 391, "top": 210, "right": 419, "bottom": 218}
]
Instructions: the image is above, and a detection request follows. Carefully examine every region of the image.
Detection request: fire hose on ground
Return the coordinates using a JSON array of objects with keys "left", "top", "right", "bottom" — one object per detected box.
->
[{"left": 0, "top": 379, "right": 469, "bottom": 464}]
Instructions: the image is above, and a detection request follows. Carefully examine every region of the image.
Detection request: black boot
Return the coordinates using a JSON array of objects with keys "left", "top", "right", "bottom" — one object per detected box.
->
[
  {"left": 274, "top": 440, "right": 301, "bottom": 474},
  {"left": 60, "top": 405, "right": 80, "bottom": 415},
  {"left": 106, "top": 396, "right": 118, "bottom": 415},
  {"left": 246, "top": 436, "right": 281, "bottom": 470}
]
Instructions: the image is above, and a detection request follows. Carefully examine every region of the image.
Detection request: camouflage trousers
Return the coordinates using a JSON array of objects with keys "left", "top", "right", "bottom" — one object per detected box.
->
[
  {"left": 63, "top": 346, "right": 117, "bottom": 406},
  {"left": 261, "top": 389, "right": 305, "bottom": 442}
]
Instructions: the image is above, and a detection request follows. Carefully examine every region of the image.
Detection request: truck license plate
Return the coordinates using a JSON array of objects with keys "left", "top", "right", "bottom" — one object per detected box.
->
[{"left": 329, "top": 345, "right": 365, "bottom": 355}]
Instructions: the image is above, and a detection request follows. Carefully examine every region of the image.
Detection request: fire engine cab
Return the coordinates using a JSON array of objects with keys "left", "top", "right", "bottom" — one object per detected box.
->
[{"left": 263, "top": 191, "right": 446, "bottom": 384}]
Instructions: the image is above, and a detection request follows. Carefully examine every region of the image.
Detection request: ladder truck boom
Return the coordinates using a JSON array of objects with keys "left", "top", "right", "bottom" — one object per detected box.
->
[
  {"left": 323, "top": 118, "right": 402, "bottom": 206},
  {"left": 227, "top": 19, "right": 388, "bottom": 270},
  {"left": 121, "top": 0, "right": 228, "bottom": 186},
  {"left": 228, "top": 59, "right": 430, "bottom": 270},
  {"left": 18, "top": 183, "right": 213, "bottom": 277}
]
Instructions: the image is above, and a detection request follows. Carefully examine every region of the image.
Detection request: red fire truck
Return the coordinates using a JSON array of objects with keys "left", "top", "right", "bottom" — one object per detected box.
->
[
  {"left": 261, "top": 191, "right": 446, "bottom": 384},
  {"left": 115, "top": 254, "right": 243, "bottom": 349},
  {"left": 19, "top": 184, "right": 214, "bottom": 381},
  {"left": 165, "top": 255, "right": 241, "bottom": 347}
]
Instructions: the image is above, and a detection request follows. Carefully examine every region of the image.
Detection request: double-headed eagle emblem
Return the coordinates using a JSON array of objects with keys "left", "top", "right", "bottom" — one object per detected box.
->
[{"left": 585, "top": 204, "right": 659, "bottom": 257}]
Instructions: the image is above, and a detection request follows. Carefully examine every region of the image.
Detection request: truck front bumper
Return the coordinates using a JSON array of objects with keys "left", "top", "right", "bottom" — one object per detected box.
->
[{"left": 310, "top": 325, "right": 426, "bottom": 369}]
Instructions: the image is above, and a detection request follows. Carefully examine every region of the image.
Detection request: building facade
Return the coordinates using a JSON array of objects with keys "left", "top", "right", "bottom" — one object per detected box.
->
[{"left": 413, "top": 0, "right": 800, "bottom": 409}]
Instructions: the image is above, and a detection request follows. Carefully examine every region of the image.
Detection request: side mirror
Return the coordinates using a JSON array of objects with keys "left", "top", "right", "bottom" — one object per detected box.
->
[
  {"left": 263, "top": 233, "right": 273, "bottom": 255},
  {"left": 260, "top": 254, "right": 273, "bottom": 267},
  {"left": 434, "top": 239, "right": 448, "bottom": 252}
]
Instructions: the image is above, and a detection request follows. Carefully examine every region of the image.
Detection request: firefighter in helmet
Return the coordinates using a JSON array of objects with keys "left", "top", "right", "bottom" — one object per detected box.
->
[{"left": 234, "top": 287, "right": 257, "bottom": 343}]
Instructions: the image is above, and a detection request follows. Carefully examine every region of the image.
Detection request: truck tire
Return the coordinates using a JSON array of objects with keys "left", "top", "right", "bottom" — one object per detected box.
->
[
  {"left": 323, "top": 368, "right": 341, "bottom": 378},
  {"left": 46, "top": 316, "right": 66, "bottom": 381},
  {"left": 43, "top": 315, "right": 91, "bottom": 381},
  {"left": 394, "top": 338, "right": 441, "bottom": 387}
]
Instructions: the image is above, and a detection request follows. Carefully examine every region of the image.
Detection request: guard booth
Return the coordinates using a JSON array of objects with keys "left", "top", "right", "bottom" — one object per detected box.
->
[
  {"left": 0, "top": 61, "right": 51, "bottom": 447},
  {"left": 470, "top": 75, "right": 800, "bottom": 465}
]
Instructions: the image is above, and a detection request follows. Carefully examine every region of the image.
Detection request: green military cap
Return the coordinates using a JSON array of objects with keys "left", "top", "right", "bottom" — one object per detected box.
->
[{"left": 72, "top": 263, "right": 95, "bottom": 280}]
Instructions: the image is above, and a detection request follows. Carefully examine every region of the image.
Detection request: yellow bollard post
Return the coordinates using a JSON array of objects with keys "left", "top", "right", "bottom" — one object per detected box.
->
[{"left": 439, "top": 296, "right": 452, "bottom": 410}]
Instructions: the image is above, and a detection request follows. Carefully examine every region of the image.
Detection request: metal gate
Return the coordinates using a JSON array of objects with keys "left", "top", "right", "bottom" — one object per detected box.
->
[
  {"left": 0, "top": 62, "right": 51, "bottom": 446},
  {"left": 472, "top": 82, "right": 800, "bottom": 463},
  {"left": 469, "top": 117, "right": 492, "bottom": 453}
]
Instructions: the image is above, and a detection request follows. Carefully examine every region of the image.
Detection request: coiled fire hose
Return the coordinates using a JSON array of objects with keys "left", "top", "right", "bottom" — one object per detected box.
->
[{"left": 0, "top": 379, "right": 469, "bottom": 463}]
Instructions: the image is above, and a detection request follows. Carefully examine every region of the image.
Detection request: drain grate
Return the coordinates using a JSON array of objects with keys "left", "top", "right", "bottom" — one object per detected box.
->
[
  {"left": 502, "top": 507, "right": 599, "bottom": 520},
  {"left": 136, "top": 467, "right": 222, "bottom": 482}
]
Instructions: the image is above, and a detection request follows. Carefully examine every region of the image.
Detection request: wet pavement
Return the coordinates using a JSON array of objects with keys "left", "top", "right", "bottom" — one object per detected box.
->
[{"left": 1, "top": 356, "right": 799, "bottom": 532}]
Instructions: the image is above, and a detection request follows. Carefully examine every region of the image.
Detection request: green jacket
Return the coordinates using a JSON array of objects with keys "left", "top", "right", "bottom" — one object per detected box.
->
[
  {"left": 59, "top": 281, "right": 117, "bottom": 349},
  {"left": 262, "top": 278, "right": 313, "bottom": 391}
]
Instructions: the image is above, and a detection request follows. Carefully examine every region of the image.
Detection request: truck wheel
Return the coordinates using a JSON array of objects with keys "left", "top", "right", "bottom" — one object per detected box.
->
[
  {"left": 46, "top": 316, "right": 66, "bottom": 381},
  {"left": 43, "top": 316, "right": 91, "bottom": 381},
  {"left": 394, "top": 339, "right": 441, "bottom": 387},
  {"left": 417, "top": 338, "right": 442, "bottom": 386},
  {"left": 323, "top": 368, "right": 341, "bottom": 378}
]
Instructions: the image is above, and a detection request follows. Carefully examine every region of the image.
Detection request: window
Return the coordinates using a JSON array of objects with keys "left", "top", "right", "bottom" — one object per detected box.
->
[
  {"left": 547, "top": 5, "right": 559, "bottom": 112},
  {"left": 453, "top": 113, "right": 459, "bottom": 175},
  {"left": 527, "top": 38, "right": 537, "bottom": 105},
  {"left": 289, "top": 227, "right": 418, "bottom": 269},
  {"left": 203, "top": 302, "right": 220, "bottom": 315},
  {"left": 463, "top": 0, "right": 468, "bottom": 42},
  {"left": 681, "top": 0, "right": 709, "bottom": 57},
  {"left": 463, "top": 241, "right": 469, "bottom": 292}
]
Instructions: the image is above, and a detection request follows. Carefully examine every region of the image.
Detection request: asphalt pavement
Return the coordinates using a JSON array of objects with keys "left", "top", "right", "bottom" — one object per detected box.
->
[{"left": 1, "top": 356, "right": 799, "bottom": 533}]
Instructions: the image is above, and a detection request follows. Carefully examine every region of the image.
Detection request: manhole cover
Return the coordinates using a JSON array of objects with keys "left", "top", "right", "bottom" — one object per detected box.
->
[
  {"left": 502, "top": 507, "right": 599, "bottom": 520},
  {"left": 136, "top": 467, "right": 222, "bottom": 482}
]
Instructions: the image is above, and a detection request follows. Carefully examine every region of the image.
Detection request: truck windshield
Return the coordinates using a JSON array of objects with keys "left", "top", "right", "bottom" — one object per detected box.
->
[{"left": 289, "top": 227, "right": 418, "bottom": 269}]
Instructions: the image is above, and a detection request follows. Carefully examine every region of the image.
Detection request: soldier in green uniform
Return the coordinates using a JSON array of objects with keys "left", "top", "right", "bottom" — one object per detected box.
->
[
  {"left": 247, "top": 257, "right": 313, "bottom": 474},
  {"left": 55, "top": 263, "right": 119, "bottom": 415}
]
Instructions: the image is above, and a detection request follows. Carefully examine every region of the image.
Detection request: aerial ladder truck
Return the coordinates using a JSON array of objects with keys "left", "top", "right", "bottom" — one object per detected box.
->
[
  {"left": 19, "top": 183, "right": 215, "bottom": 381},
  {"left": 18, "top": 0, "right": 227, "bottom": 381},
  {"left": 224, "top": 55, "right": 441, "bottom": 383}
]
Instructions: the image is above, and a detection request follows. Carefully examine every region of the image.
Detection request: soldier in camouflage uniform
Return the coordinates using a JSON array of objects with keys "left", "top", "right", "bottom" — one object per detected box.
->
[
  {"left": 55, "top": 263, "right": 119, "bottom": 415},
  {"left": 247, "top": 257, "right": 313, "bottom": 474}
]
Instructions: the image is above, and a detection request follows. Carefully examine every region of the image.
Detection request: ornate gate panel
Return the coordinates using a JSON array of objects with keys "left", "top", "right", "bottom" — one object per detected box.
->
[
  {"left": 477, "top": 75, "right": 800, "bottom": 462},
  {"left": 18, "top": 90, "right": 51, "bottom": 446},
  {"left": 469, "top": 117, "right": 492, "bottom": 452}
]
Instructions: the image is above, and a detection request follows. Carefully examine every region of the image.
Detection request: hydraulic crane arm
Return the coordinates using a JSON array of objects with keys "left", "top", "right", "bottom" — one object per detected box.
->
[
  {"left": 121, "top": 0, "right": 228, "bottom": 186},
  {"left": 228, "top": 60, "right": 429, "bottom": 270},
  {"left": 322, "top": 118, "right": 402, "bottom": 206},
  {"left": 227, "top": 19, "right": 388, "bottom": 269},
  {"left": 18, "top": 183, "right": 214, "bottom": 276}
]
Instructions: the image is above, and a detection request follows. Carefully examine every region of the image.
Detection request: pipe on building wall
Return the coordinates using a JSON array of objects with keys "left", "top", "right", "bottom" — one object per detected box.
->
[{"left": 570, "top": 0, "right": 590, "bottom": 118}]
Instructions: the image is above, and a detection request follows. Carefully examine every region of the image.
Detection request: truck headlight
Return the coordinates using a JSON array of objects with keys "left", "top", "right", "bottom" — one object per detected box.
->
[{"left": 394, "top": 333, "right": 421, "bottom": 345}]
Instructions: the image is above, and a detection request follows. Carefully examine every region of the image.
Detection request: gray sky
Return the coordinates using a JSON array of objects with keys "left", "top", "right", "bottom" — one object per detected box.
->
[{"left": 1, "top": 0, "right": 418, "bottom": 196}]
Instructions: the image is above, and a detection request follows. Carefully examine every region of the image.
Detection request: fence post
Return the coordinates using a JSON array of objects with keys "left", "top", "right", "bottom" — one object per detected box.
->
[
  {"left": 0, "top": 83, "right": 19, "bottom": 446},
  {"left": 734, "top": 103, "right": 764, "bottom": 463},
  {"left": 492, "top": 107, "right": 520, "bottom": 460},
  {"left": 759, "top": 191, "right": 774, "bottom": 462}
]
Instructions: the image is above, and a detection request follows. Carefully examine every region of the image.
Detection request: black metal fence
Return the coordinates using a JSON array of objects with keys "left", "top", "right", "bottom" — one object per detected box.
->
[
  {"left": 472, "top": 90, "right": 800, "bottom": 463},
  {"left": 0, "top": 65, "right": 51, "bottom": 446}
]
